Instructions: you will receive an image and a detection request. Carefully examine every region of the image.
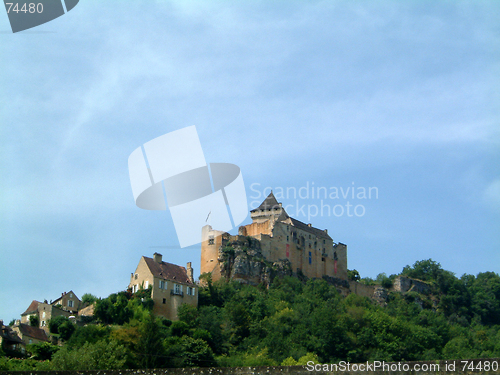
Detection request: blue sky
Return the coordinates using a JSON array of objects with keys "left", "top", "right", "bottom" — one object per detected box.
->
[{"left": 1, "top": 0, "right": 499, "bottom": 323}]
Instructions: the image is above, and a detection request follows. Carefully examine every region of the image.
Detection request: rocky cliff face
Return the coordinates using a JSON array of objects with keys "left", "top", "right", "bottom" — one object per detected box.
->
[{"left": 218, "top": 236, "right": 292, "bottom": 286}]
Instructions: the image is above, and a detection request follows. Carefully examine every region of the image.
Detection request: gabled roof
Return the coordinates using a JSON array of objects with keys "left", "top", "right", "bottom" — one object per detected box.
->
[
  {"left": 250, "top": 191, "right": 280, "bottom": 212},
  {"left": 52, "top": 290, "right": 80, "bottom": 305},
  {"left": 16, "top": 323, "right": 49, "bottom": 342},
  {"left": 289, "top": 217, "right": 332, "bottom": 240},
  {"left": 143, "top": 257, "right": 194, "bottom": 285},
  {"left": 21, "top": 300, "right": 40, "bottom": 316}
]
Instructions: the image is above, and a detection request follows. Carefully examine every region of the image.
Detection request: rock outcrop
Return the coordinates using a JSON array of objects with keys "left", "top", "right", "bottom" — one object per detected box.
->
[{"left": 218, "top": 236, "right": 292, "bottom": 286}]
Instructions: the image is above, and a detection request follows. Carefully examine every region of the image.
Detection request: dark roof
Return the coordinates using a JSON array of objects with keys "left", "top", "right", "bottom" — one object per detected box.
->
[
  {"left": 250, "top": 191, "right": 280, "bottom": 212},
  {"left": 289, "top": 217, "right": 332, "bottom": 240},
  {"left": 21, "top": 300, "right": 40, "bottom": 316},
  {"left": 17, "top": 323, "right": 49, "bottom": 342},
  {"left": 144, "top": 257, "right": 194, "bottom": 285},
  {"left": 0, "top": 324, "right": 23, "bottom": 344}
]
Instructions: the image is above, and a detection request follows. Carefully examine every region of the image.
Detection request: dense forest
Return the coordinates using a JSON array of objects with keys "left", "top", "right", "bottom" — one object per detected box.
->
[{"left": 1, "top": 259, "right": 500, "bottom": 371}]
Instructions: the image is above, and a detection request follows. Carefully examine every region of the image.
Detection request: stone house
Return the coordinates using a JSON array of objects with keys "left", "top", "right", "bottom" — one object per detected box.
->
[
  {"left": 11, "top": 321, "right": 49, "bottom": 345},
  {"left": 50, "top": 291, "right": 81, "bottom": 314},
  {"left": 20, "top": 291, "right": 80, "bottom": 332},
  {"left": 0, "top": 320, "right": 24, "bottom": 352},
  {"left": 20, "top": 300, "right": 72, "bottom": 332},
  {"left": 129, "top": 253, "right": 198, "bottom": 320},
  {"left": 201, "top": 192, "right": 348, "bottom": 282}
]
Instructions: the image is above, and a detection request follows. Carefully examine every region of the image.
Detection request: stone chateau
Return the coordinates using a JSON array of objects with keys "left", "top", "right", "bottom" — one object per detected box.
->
[{"left": 201, "top": 192, "right": 348, "bottom": 282}]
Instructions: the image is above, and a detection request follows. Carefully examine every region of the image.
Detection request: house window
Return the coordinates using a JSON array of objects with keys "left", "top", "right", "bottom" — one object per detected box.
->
[
  {"left": 68, "top": 300, "right": 74, "bottom": 308},
  {"left": 41, "top": 321, "right": 46, "bottom": 327},
  {"left": 323, "top": 240, "right": 325, "bottom": 244},
  {"left": 145, "top": 281, "right": 149, "bottom": 288},
  {"left": 174, "top": 284, "right": 182, "bottom": 295},
  {"left": 208, "top": 236, "right": 214, "bottom": 245},
  {"left": 29, "top": 339, "right": 33, "bottom": 344},
  {"left": 187, "top": 287, "right": 192, "bottom": 296},
  {"left": 134, "top": 274, "right": 138, "bottom": 280},
  {"left": 162, "top": 298, "right": 166, "bottom": 304},
  {"left": 309, "top": 252, "right": 312, "bottom": 265},
  {"left": 159, "top": 280, "right": 167, "bottom": 289},
  {"left": 287, "top": 236, "right": 289, "bottom": 242},
  {"left": 42, "top": 312, "right": 46, "bottom": 318}
]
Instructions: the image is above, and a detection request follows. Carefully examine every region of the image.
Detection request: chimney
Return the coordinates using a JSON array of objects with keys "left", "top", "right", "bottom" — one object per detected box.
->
[
  {"left": 153, "top": 252, "right": 162, "bottom": 264},
  {"left": 15, "top": 319, "right": 20, "bottom": 326},
  {"left": 0, "top": 320, "right": 3, "bottom": 327},
  {"left": 324, "top": 229, "right": 328, "bottom": 234},
  {"left": 307, "top": 223, "right": 312, "bottom": 227},
  {"left": 187, "top": 262, "right": 194, "bottom": 283}
]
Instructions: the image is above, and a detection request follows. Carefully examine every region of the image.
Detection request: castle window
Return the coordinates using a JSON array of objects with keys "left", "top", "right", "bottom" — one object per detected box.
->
[
  {"left": 309, "top": 252, "right": 312, "bottom": 265},
  {"left": 323, "top": 240, "right": 325, "bottom": 244},
  {"left": 162, "top": 298, "right": 166, "bottom": 304},
  {"left": 287, "top": 236, "right": 289, "bottom": 242},
  {"left": 208, "top": 236, "right": 214, "bottom": 245},
  {"left": 309, "top": 235, "right": 311, "bottom": 239}
]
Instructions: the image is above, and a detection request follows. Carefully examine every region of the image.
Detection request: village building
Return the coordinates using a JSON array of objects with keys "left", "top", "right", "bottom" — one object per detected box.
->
[
  {"left": 19, "top": 291, "right": 81, "bottom": 332},
  {"left": 129, "top": 253, "right": 198, "bottom": 320},
  {"left": 50, "top": 291, "right": 81, "bottom": 314},
  {"left": 0, "top": 320, "right": 24, "bottom": 353},
  {"left": 10, "top": 321, "right": 49, "bottom": 345}
]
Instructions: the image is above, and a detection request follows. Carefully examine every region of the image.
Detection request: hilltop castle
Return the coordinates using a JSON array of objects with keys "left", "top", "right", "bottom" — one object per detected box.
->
[{"left": 201, "top": 192, "right": 348, "bottom": 282}]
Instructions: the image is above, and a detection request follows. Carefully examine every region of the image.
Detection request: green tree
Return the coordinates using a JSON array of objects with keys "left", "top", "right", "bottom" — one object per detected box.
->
[
  {"left": 137, "top": 313, "right": 166, "bottom": 368},
  {"left": 29, "top": 315, "right": 39, "bottom": 327},
  {"left": 81, "top": 293, "right": 98, "bottom": 305},
  {"left": 51, "top": 340, "right": 126, "bottom": 370},
  {"left": 58, "top": 321, "right": 76, "bottom": 341},
  {"left": 48, "top": 315, "right": 69, "bottom": 334},
  {"left": 26, "top": 342, "right": 59, "bottom": 360},
  {"left": 348, "top": 269, "right": 360, "bottom": 282}
]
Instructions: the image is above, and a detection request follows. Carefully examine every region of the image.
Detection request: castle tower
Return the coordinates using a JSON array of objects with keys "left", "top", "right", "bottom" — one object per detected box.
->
[
  {"left": 200, "top": 225, "right": 225, "bottom": 277},
  {"left": 250, "top": 191, "right": 283, "bottom": 224}
]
